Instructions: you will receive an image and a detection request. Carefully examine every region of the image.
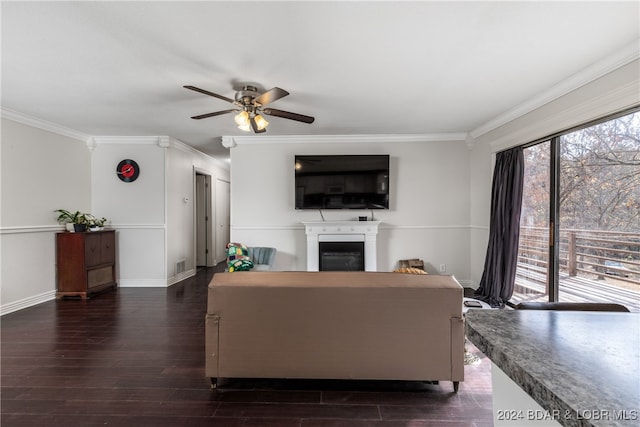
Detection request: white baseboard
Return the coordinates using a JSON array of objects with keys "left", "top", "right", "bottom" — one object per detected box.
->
[
  {"left": 1, "top": 290, "right": 56, "bottom": 316},
  {"left": 118, "top": 278, "right": 169, "bottom": 288},
  {"left": 118, "top": 269, "right": 196, "bottom": 288},
  {"left": 167, "top": 269, "right": 196, "bottom": 286},
  {"left": 456, "top": 279, "right": 474, "bottom": 288}
]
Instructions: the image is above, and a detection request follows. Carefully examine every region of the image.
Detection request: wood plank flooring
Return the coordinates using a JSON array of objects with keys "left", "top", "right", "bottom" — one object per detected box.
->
[{"left": 1, "top": 266, "right": 493, "bottom": 426}]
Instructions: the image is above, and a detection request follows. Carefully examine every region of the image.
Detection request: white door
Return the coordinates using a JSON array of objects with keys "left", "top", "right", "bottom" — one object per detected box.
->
[{"left": 215, "top": 179, "right": 231, "bottom": 264}]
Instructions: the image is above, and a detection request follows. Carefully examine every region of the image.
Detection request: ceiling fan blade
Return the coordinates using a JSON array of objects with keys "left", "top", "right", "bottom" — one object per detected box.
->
[
  {"left": 250, "top": 116, "right": 267, "bottom": 133},
  {"left": 184, "top": 85, "right": 235, "bottom": 104},
  {"left": 263, "top": 108, "right": 315, "bottom": 124},
  {"left": 191, "top": 109, "right": 236, "bottom": 120},
  {"left": 255, "top": 87, "right": 289, "bottom": 106}
]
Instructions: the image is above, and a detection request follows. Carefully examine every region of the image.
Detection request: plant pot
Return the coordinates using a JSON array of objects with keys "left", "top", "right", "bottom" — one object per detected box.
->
[
  {"left": 66, "top": 223, "right": 75, "bottom": 232},
  {"left": 73, "top": 224, "right": 87, "bottom": 232}
]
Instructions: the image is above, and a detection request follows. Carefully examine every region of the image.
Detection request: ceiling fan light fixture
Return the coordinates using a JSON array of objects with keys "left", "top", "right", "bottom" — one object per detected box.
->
[
  {"left": 234, "top": 110, "right": 249, "bottom": 127},
  {"left": 185, "top": 84, "right": 314, "bottom": 133},
  {"left": 254, "top": 114, "right": 269, "bottom": 131}
]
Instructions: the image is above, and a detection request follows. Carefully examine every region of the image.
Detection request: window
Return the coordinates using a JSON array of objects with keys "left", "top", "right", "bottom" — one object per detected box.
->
[{"left": 512, "top": 109, "right": 640, "bottom": 311}]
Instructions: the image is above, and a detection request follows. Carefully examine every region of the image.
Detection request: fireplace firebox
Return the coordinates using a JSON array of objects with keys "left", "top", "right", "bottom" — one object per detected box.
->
[{"left": 319, "top": 241, "right": 365, "bottom": 271}]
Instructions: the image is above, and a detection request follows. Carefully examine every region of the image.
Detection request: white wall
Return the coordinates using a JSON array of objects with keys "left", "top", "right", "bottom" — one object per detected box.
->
[
  {"left": 91, "top": 138, "right": 167, "bottom": 287},
  {"left": 468, "top": 140, "right": 493, "bottom": 286},
  {"left": 92, "top": 137, "right": 231, "bottom": 287},
  {"left": 228, "top": 137, "right": 473, "bottom": 281},
  {"left": 0, "top": 118, "right": 91, "bottom": 313}
]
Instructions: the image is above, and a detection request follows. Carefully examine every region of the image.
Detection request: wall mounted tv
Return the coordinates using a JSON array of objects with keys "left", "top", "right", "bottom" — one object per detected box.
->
[{"left": 295, "top": 155, "right": 389, "bottom": 209}]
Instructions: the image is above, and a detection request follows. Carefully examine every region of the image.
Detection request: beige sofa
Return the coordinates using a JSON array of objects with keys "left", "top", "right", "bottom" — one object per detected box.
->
[{"left": 205, "top": 271, "right": 465, "bottom": 391}]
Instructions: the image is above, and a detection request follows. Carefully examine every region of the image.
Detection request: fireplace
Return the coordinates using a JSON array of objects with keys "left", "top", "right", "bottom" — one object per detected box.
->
[
  {"left": 302, "top": 221, "right": 381, "bottom": 271},
  {"left": 319, "top": 241, "right": 365, "bottom": 271}
]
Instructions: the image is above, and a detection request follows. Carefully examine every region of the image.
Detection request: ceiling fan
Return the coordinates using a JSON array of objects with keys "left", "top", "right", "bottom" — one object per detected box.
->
[{"left": 184, "top": 85, "right": 315, "bottom": 133}]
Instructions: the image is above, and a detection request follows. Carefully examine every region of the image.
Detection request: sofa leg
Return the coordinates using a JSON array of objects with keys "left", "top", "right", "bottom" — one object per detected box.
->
[{"left": 453, "top": 381, "right": 460, "bottom": 393}]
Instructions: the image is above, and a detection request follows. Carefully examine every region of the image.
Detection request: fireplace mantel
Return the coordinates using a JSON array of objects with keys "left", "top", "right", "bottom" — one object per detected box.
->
[{"left": 302, "top": 221, "right": 381, "bottom": 271}]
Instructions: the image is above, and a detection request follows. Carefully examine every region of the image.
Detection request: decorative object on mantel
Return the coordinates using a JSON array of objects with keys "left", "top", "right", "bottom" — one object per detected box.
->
[{"left": 55, "top": 209, "right": 108, "bottom": 232}]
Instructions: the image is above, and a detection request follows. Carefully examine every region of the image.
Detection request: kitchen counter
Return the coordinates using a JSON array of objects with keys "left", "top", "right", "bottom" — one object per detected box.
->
[{"left": 465, "top": 309, "right": 639, "bottom": 427}]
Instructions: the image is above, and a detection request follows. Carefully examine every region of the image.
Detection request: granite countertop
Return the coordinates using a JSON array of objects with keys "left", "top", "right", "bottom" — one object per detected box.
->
[{"left": 465, "top": 309, "right": 640, "bottom": 427}]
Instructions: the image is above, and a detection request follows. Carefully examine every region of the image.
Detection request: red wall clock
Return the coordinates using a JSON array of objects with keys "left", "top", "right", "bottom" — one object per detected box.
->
[{"left": 116, "top": 159, "right": 140, "bottom": 182}]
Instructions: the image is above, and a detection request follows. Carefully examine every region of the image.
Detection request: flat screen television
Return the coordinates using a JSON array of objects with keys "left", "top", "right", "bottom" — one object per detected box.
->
[{"left": 295, "top": 155, "right": 389, "bottom": 209}]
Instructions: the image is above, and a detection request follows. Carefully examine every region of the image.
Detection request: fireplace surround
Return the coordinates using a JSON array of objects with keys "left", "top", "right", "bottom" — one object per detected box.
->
[{"left": 303, "top": 221, "right": 381, "bottom": 271}]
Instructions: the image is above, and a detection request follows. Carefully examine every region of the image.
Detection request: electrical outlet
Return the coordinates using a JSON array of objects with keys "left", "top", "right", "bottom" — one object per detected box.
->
[{"left": 439, "top": 264, "right": 446, "bottom": 273}]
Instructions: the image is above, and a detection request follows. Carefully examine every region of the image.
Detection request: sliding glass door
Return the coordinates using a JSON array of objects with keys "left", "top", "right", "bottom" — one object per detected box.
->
[
  {"left": 557, "top": 112, "right": 639, "bottom": 309},
  {"left": 515, "top": 141, "right": 551, "bottom": 302},
  {"left": 512, "top": 109, "right": 640, "bottom": 311}
]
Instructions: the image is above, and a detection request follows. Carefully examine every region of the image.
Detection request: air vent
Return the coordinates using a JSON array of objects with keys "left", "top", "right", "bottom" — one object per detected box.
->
[{"left": 176, "top": 260, "right": 186, "bottom": 275}]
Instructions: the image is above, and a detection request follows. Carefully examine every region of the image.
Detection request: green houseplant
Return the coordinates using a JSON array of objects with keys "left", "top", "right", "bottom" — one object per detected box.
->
[
  {"left": 55, "top": 209, "right": 86, "bottom": 232},
  {"left": 55, "top": 210, "right": 108, "bottom": 232}
]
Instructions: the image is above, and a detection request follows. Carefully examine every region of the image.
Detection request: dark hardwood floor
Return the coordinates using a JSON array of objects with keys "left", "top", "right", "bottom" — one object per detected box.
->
[{"left": 1, "top": 266, "right": 493, "bottom": 427}]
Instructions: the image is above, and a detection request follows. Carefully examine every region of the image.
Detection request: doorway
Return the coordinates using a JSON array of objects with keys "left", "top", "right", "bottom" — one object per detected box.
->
[{"left": 195, "top": 173, "right": 213, "bottom": 267}]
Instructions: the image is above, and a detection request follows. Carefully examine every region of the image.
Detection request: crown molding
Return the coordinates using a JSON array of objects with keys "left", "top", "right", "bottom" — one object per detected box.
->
[
  {"left": 169, "top": 137, "right": 230, "bottom": 169},
  {"left": 470, "top": 39, "right": 640, "bottom": 139},
  {"left": 91, "top": 136, "right": 168, "bottom": 146},
  {"left": 489, "top": 80, "right": 639, "bottom": 152},
  {"left": 1, "top": 107, "right": 91, "bottom": 142},
  {"left": 221, "top": 133, "right": 468, "bottom": 148},
  {"left": 170, "top": 137, "right": 203, "bottom": 155}
]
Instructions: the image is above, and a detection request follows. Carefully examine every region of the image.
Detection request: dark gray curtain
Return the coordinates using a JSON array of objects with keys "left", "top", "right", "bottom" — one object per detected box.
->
[{"left": 475, "top": 147, "right": 525, "bottom": 307}]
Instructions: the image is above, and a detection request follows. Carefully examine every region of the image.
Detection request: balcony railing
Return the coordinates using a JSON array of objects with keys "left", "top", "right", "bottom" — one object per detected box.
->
[{"left": 513, "top": 226, "right": 640, "bottom": 311}]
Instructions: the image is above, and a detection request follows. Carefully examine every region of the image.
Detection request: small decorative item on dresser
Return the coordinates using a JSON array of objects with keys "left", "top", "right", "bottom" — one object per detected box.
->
[
  {"left": 55, "top": 210, "right": 108, "bottom": 232},
  {"left": 85, "top": 214, "right": 108, "bottom": 231}
]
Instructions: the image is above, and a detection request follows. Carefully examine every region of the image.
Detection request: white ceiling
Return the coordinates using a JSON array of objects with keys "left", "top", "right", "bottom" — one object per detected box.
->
[{"left": 2, "top": 1, "right": 639, "bottom": 160}]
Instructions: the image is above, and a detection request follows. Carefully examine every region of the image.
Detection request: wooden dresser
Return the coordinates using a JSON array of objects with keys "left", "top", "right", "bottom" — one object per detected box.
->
[{"left": 56, "top": 230, "right": 117, "bottom": 299}]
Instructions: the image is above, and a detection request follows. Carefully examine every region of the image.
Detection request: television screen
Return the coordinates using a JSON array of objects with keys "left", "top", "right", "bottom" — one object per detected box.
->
[{"left": 295, "top": 155, "right": 389, "bottom": 209}]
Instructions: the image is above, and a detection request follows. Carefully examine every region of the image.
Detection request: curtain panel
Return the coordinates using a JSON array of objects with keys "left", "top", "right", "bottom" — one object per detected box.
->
[{"left": 475, "top": 146, "right": 525, "bottom": 307}]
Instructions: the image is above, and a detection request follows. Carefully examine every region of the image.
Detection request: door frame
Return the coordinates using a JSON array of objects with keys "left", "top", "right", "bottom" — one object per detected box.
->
[{"left": 194, "top": 168, "right": 215, "bottom": 267}]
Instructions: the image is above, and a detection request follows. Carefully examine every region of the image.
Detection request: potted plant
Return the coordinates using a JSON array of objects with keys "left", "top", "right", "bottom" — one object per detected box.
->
[
  {"left": 55, "top": 210, "right": 108, "bottom": 232},
  {"left": 55, "top": 209, "right": 91, "bottom": 232},
  {"left": 85, "top": 214, "right": 108, "bottom": 231}
]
